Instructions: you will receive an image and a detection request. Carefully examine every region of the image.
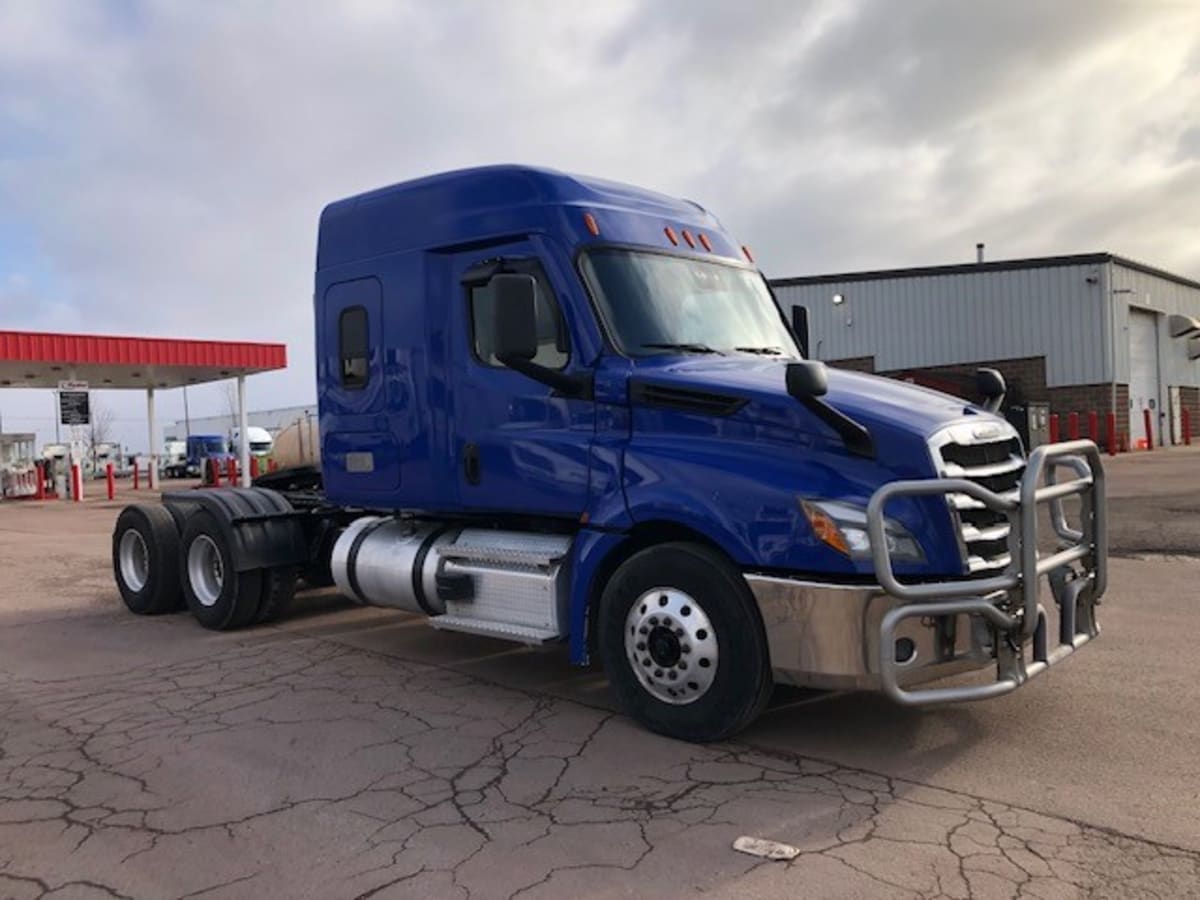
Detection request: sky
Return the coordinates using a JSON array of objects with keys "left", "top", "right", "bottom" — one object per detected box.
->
[{"left": 1, "top": 0, "right": 1198, "bottom": 451}]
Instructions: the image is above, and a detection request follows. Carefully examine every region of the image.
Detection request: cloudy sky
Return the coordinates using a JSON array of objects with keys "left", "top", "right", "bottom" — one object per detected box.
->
[{"left": 1, "top": 0, "right": 1198, "bottom": 450}]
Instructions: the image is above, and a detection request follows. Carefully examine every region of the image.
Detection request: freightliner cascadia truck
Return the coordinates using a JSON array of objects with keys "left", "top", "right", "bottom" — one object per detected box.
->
[{"left": 111, "top": 166, "right": 1107, "bottom": 742}]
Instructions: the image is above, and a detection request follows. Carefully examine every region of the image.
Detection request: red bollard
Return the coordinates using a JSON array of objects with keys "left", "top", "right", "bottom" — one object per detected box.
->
[
  {"left": 250, "top": 457, "right": 260, "bottom": 479},
  {"left": 1143, "top": 408, "right": 1154, "bottom": 450},
  {"left": 1106, "top": 412, "right": 1117, "bottom": 456},
  {"left": 268, "top": 458, "right": 278, "bottom": 473},
  {"left": 35, "top": 462, "right": 46, "bottom": 500},
  {"left": 71, "top": 463, "right": 83, "bottom": 502},
  {"left": 1087, "top": 411, "right": 1099, "bottom": 442},
  {"left": 226, "top": 458, "right": 238, "bottom": 486},
  {"left": 1184, "top": 407, "right": 1192, "bottom": 446},
  {"left": 207, "top": 458, "right": 220, "bottom": 487},
  {"left": 1048, "top": 413, "right": 1060, "bottom": 444},
  {"left": 133, "top": 462, "right": 140, "bottom": 490},
  {"left": 106, "top": 463, "right": 115, "bottom": 500},
  {"left": 1067, "top": 412, "right": 1080, "bottom": 441}
]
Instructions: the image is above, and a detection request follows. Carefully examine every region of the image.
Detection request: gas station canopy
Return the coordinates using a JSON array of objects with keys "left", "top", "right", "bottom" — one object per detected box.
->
[{"left": 0, "top": 330, "right": 287, "bottom": 389}]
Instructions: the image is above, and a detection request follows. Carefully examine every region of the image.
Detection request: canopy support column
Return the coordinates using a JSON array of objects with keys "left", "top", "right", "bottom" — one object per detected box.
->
[
  {"left": 146, "top": 387, "right": 158, "bottom": 491},
  {"left": 237, "top": 376, "right": 250, "bottom": 488}
]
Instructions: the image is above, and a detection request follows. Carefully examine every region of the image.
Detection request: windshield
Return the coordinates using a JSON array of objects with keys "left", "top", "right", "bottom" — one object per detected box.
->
[
  {"left": 193, "top": 437, "right": 226, "bottom": 455},
  {"left": 579, "top": 249, "right": 800, "bottom": 358}
]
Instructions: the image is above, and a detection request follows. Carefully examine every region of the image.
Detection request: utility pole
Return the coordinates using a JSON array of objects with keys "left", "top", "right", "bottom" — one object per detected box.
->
[{"left": 183, "top": 385, "right": 192, "bottom": 437}]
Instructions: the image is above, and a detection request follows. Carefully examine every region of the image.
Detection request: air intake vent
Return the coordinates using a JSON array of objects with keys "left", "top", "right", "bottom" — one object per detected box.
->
[{"left": 630, "top": 382, "right": 747, "bottom": 417}]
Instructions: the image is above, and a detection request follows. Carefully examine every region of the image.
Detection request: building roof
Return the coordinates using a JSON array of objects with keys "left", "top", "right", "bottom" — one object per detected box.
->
[
  {"left": 770, "top": 252, "right": 1200, "bottom": 292},
  {"left": 0, "top": 330, "right": 287, "bottom": 389}
]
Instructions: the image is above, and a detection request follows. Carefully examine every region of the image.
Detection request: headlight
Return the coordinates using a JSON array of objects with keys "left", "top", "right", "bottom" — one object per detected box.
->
[{"left": 800, "top": 499, "right": 925, "bottom": 563}]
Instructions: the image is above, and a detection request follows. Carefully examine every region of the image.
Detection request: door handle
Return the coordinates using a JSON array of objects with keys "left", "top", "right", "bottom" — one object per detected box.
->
[{"left": 463, "top": 442, "right": 481, "bottom": 485}]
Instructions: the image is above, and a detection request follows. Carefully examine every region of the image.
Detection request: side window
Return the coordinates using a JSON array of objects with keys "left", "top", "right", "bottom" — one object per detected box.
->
[
  {"left": 469, "top": 264, "right": 568, "bottom": 370},
  {"left": 339, "top": 306, "right": 370, "bottom": 388}
]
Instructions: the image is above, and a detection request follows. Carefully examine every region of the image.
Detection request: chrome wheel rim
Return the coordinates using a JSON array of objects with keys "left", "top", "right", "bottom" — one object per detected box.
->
[
  {"left": 624, "top": 587, "right": 718, "bottom": 705},
  {"left": 118, "top": 530, "right": 150, "bottom": 593},
  {"left": 187, "top": 534, "right": 224, "bottom": 608}
]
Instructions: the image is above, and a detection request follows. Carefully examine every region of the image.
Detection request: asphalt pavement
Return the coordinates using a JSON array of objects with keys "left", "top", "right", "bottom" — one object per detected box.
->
[{"left": 1, "top": 451, "right": 1198, "bottom": 899}]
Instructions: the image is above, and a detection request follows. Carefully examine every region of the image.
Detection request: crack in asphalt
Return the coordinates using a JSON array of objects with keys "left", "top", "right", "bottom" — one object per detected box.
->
[{"left": 1, "top": 624, "right": 1197, "bottom": 900}]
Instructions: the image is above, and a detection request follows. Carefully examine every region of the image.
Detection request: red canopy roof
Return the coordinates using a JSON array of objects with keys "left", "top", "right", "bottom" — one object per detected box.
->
[{"left": 0, "top": 330, "right": 287, "bottom": 389}]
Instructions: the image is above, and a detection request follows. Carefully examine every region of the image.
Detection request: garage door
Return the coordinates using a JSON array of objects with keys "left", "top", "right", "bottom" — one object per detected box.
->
[{"left": 1129, "top": 308, "right": 1160, "bottom": 445}]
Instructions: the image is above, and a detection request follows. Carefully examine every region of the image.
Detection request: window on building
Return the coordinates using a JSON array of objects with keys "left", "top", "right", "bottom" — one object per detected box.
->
[{"left": 339, "top": 306, "right": 370, "bottom": 389}]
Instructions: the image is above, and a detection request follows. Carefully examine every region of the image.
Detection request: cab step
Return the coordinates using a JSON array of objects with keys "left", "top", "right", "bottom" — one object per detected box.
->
[{"left": 428, "top": 615, "right": 560, "bottom": 645}]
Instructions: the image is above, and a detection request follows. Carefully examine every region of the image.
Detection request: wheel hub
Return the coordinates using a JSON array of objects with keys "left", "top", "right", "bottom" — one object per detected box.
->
[
  {"left": 187, "top": 534, "right": 225, "bottom": 608},
  {"left": 647, "top": 626, "right": 682, "bottom": 667},
  {"left": 118, "top": 530, "right": 150, "bottom": 593},
  {"left": 624, "top": 588, "right": 719, "bottom": 706}
]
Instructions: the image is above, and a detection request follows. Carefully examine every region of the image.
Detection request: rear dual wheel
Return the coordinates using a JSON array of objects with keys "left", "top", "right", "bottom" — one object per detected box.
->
[
  {"left": 181, "top": 512, "right": 262, "bottom": 630},
  {"left": 113, "top": 505, "right": 185, "bottom": 615}
]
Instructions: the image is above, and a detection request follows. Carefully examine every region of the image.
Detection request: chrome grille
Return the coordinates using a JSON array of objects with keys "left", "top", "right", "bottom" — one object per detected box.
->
[{"left": 930, "top": 423, "right": 1024, "bottom": 573}]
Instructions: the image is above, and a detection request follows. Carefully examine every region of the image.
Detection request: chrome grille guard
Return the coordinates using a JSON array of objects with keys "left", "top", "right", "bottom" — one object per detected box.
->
[{"left": 867, "top": 440, "right": 1107, "bottom": 706}]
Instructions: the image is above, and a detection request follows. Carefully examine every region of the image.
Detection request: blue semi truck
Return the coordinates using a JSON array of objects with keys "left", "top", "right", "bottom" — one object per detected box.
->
[{"left": 111, "top": 166, "right": 1106, "bottom": 741}]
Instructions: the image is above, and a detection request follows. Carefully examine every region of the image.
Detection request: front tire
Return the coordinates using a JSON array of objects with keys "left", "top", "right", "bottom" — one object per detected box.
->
[
  {"left": 113, "top": 504, "right": 183, "bottom": 615},
  {"left": 598, "top": 542, "right": 773, "bottom": 743},
  {"left": 180, "top": 511, "right": 262, "bottom": 630}
]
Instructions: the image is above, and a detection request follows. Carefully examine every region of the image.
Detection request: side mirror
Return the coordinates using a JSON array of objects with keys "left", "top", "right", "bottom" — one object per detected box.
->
[
  {"left": 786, "top": 360, "right": 828, "bottom": 400},
  {"left": 491, "top": 273, "right": 539, "bottom": 363},
  {"left": 975, "top": 367, "right": 1006, "bottom": 413},
  {"left": 791, "top": 305, "right": 810, "bottom": 358}
]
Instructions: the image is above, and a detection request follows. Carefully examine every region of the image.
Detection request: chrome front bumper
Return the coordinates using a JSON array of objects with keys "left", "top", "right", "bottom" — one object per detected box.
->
[{"left": 746, "top": 440, "right": 1107, "bottom": 705}]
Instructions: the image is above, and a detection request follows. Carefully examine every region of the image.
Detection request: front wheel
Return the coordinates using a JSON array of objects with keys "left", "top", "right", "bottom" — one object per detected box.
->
[{"left": 598, "top": 542, "right": 773, "bottom": 743}]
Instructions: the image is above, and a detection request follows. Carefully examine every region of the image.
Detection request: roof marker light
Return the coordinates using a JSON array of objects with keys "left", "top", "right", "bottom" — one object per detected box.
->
[
  {"left": 664, "top": 226, "right": 679, "bottom": 245},
  {"left": 742, "top": 245, "right": 755, "bottom": 263},
  {"left": 698, "top": 233, "right": 712, "bottom": 252},
  {"left": 681, "top": 229, "right": 695, "bottom": 248},
  {"left": 583, "top": 212, "right": 600, "bottom": 236}
]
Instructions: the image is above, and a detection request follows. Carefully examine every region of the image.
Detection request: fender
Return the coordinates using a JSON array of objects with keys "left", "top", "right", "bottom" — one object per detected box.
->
[{"left": 162, "top": 488, "right": 310, "bottom": 572}]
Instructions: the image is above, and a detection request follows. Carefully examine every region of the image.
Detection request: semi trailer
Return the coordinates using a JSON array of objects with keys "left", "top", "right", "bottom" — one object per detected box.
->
[{"left": 111, "top": 165, "right": 1106, "bottom": 741}]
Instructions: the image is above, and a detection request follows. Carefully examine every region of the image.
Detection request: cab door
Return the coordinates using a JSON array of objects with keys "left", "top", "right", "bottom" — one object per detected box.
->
[
  {"left": 319, "top": 276, "right": 401, "bottom": 499},
  {"left": 449, "top": 243, "right": 593, "bottom": 518}
]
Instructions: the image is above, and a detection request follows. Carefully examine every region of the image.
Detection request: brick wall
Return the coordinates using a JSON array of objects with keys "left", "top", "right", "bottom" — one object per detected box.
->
[
  {"left": 874, "top": 355, "right": 1131, "bottom": 451},
  {"left": 827, "top": 356, "right": 876, "bottom": 373},
  {"left": 881, "top": 355, "right": 1048, "bottom": 408},
  {"left": 1179, "top": 386, "right": 1199, "bottom": 443},
  {"left": 1045, "top": 383, "right": 1127, "bottom": 445}
]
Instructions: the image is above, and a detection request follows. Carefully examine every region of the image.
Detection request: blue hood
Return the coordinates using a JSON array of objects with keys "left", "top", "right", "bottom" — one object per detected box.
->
[
  {"left": 618, "top": 355, "right": 993, "bottom": 578},
  {"left": 629, "top": 356, "right": 986, "bottom": 442}
]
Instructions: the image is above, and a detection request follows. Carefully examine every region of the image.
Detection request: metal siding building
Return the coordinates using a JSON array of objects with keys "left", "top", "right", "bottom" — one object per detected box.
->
[
  {"left": 771, "top": 253, "right": 1200, "bottom": 447},
  {"left": 165, "top": 403, "right": 316, "bottom": 443}
]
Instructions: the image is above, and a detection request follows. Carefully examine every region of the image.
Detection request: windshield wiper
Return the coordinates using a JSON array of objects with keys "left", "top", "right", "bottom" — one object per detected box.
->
[
  {"left": 734, "top": 346, "right": 785, "bottom": 356},
  {"left": 639, "top": 342, "right": 725, "bottom": 355}
]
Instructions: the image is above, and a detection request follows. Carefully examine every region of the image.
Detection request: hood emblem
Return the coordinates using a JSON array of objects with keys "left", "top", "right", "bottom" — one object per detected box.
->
[{"left": 971, "top": 424, "right": 1004, "bottom": 440}]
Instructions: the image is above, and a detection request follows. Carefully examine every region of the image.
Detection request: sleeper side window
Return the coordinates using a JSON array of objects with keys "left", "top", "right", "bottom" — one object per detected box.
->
[
  {"left": 469, "top": 263, "right": 568, "bottom": 370},
  {"left": 339, "top": 305, "right": 370, "bottom": 389}
]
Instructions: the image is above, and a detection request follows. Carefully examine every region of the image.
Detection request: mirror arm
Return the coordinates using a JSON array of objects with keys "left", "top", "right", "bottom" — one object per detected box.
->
[
  {"left": 796, "top": 396, "right": 876, "bottom": 458},
  {"left": 497, "top": 356, "right": 594, "bottom": 400}
]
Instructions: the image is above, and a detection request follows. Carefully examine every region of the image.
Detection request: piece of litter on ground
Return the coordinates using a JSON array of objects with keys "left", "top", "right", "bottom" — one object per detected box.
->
[{"left": 733, "top": 836, "right": 801, "bottom": 861}]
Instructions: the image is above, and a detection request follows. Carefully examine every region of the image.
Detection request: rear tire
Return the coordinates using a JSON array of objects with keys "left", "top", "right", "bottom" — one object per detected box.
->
[
  {"left": 113, "top": 505, "right": 184, "bottom": 615},
  {"left": 598, "top": 542, "right": 773, "bottom": 743},
  {"left": 180, "top": 511, "right": 262, "bottom": 630},
  {"left": 255, "top": 567, "right": 298, "bottom": 624}
]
